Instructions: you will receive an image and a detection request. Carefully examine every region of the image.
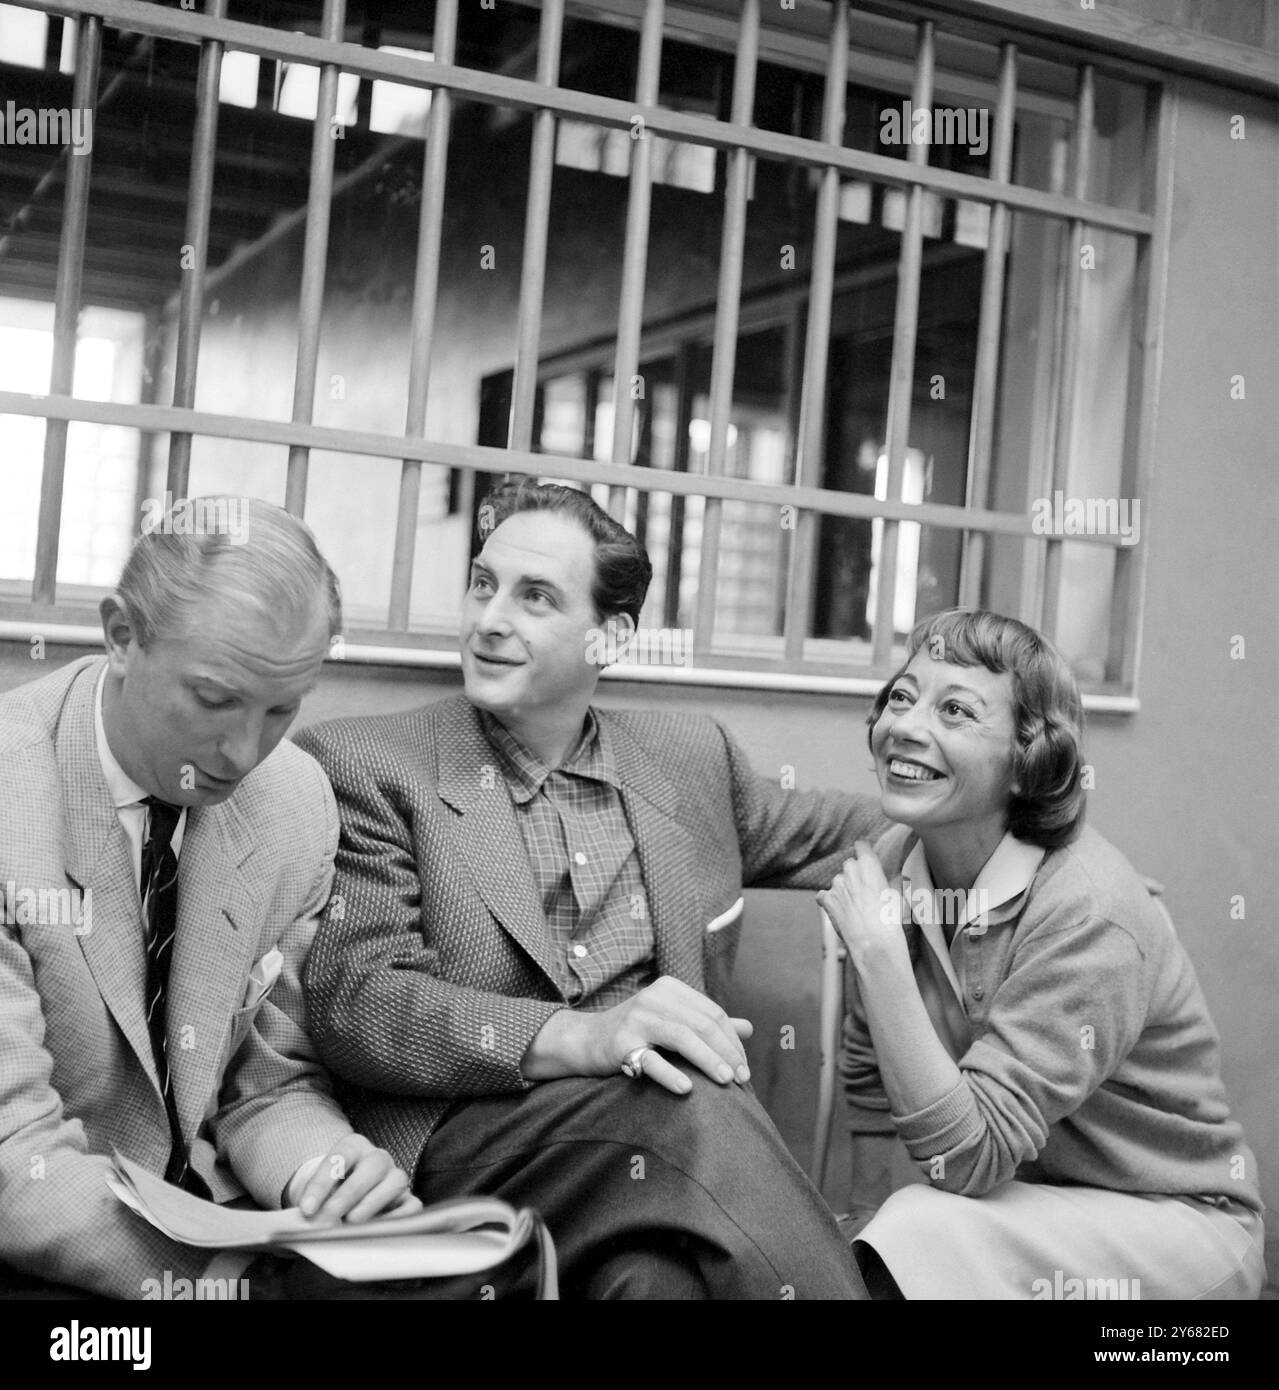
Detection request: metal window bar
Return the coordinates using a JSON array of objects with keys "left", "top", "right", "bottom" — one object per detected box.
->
[
  {"left": 870, "top": 18, "right": 935, "bottom": 669},
  {"left": 957, "top": 40, "right": 1016, "bottom": 608},
  {"left": 283, "top": 0, "right": 347, "bottom": 516},
  {"left": 662, "top": 342, "right": 696, "bottom": 628},
  {"left": 6, "top": 0, "right": 1157, "bottom": 698},
  {"left": 1016, "top": 103, "right": 1073, "bottom": 630},
  {"left": 9, "top": 389, "right": 1115, "bottom": 532},
  {"left": 1108, "top": 82, "right": 1175, "bottom": 692},
  {"left": 167, "top": 0, "right": 226, "bottom": 497},
  {"left": 692, "top": 0, "right": 760, "bottom": 661},
  {"left": 32, "top": 14, "right": 101, "bottom": 607},
  {"left": 1039, "top": 62, "right": 1095, "bottom": 641},
  {"left": 781, "top": 0, "right": 849, "bottom": 664},
  {"left": 15, "top": 1, "right": 1156, "bottom": 238},
  {"left": 389, "top": 0, "right": 458, "bottom": 630},
  {"left": 507, "top": 0, "right": 564, "bottom": 454},
  {"left": 607, "top": 0, "right": 664, "bottom": 521}
]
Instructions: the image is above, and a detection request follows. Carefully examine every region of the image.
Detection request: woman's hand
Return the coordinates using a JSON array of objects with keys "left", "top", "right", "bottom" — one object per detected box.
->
[
  {"left": 817, "top": 840, "right": 913, "bottom": 977},
  {"left": 819, "top": 841, "right": 962, "bottom": 1121}
]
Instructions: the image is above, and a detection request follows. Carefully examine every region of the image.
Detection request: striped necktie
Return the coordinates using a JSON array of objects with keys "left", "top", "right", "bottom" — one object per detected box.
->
[{"left": 140, "top": 797, "right": 211, "bottom": 1199}]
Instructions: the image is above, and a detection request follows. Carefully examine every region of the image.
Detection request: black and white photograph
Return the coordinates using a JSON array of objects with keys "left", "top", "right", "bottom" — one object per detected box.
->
[{"left": 0, "top": 0, "right": 1275, "bottom": 1359}]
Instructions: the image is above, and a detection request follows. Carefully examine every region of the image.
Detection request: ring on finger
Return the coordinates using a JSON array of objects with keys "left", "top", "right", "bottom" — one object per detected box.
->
[{"left": 620, "top": 1045, "right": 653, "bottom": 1079}]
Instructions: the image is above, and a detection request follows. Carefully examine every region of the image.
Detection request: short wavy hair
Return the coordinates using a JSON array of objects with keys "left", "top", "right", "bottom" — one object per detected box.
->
[
  {"left": 866, "top": 608, "right": 1086, "bottom": 849},
  {"left": 476, "top": 478, "right": 652, "bottom": 625}
]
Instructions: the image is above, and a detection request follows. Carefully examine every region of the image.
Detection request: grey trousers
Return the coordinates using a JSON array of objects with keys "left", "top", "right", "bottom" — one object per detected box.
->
[{"left": 415, "top": 1067, "right": 863, "bottom": 1300}]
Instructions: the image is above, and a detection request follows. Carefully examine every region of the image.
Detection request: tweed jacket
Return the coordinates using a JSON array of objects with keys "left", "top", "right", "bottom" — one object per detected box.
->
[
  {"left": 295, "top": 694, "right": 886, "bottom": 1173},
  {"left": 0, "top": 657, "right": 353, "bottom": 1298}
]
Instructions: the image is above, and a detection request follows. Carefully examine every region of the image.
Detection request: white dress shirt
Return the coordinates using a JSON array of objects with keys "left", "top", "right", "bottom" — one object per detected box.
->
[{"left": 94, "top": 666, "right": 186, "bottom": 894}]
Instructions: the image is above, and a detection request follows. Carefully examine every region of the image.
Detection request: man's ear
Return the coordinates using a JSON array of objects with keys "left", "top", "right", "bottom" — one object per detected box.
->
[
  {"left": 99, "top": 594, "right": 137, "bottom": 675},
  {"left": 602, "top": 612, "right": 635, "bottom": 668}
]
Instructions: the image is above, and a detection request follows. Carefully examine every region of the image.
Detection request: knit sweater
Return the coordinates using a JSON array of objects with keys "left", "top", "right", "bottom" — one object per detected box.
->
[{"left": 840, "top": 824, "right": 1263, "bottom": 1215}]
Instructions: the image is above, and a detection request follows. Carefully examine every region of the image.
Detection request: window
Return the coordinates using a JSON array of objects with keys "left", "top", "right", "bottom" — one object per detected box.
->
[{"left": 0, "top": 0, "right": 1172, "bottom": 698}]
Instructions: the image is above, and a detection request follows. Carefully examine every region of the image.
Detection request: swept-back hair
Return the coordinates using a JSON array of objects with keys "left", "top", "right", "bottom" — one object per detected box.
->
[
  {"left": 477, "top": 478, "right": 652, "bottom": 624},
  {"left": 114, "top": 496, "right": 341, "bottom": 646}
]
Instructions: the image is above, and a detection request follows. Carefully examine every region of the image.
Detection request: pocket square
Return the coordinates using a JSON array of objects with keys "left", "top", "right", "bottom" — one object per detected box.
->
[
  {"left": 705, "top": 897, "right": 744, "bottom": 934},
  {"left": 242, "top": 947, "right": 284, "bottom": 1009}
]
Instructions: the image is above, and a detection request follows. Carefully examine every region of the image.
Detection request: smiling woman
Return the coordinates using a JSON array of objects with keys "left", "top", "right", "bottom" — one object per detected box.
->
[{"left": 819, "top": 609, "right": 1266, "bottom": 1301}]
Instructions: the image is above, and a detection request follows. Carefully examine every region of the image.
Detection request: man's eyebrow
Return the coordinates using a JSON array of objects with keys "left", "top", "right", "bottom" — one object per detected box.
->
[
  {"left": 518, "top": 573, "right": 565, "bottom": 595},
  {"left": 470, "top": 558, "right": 566, "bottom": 596}
]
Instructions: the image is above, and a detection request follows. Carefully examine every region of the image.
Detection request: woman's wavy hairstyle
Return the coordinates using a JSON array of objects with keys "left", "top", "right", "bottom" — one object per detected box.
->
[{"left": 866, "top": 608, "right": 1087, "bottom": 849}]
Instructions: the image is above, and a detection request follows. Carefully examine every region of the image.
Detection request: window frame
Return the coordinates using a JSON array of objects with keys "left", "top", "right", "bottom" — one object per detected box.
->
[{"left": 0, "top": 0, "right": 1180, "bottom": 709}]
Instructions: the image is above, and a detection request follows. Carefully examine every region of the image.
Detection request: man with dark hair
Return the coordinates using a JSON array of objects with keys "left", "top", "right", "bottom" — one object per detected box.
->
[
  {"left": 0, "top": 498, "right": 415, "bottom": 1299},
  {"left": 297, "top": 480, "right": 887, "bottom": 1299}
]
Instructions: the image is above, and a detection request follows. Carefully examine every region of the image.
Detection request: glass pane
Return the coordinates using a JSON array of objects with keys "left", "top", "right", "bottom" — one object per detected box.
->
[
  {"left": 989, "top": 210, "right": 1069, "bottom": 519},
  {"left": 0, "top": 297, "right": 145, "bottom": 587},
  {"left": 186, "top": 439, "right": 286, "bottom": 506},
  {"left": 1047, "top": 539, "right": 1117, "bottom": 686},
  {"left": 303, "top": 450, "right": 463, "bottom": 635},
  {"left": 1090, "top": 74, "right": 1149, "bottom": 212},
  {"left": 814, "top": 243, "right": 983, "bottom": 640},
  {"left": 56, "top": 421, "right": 138, "bottom": 588}
]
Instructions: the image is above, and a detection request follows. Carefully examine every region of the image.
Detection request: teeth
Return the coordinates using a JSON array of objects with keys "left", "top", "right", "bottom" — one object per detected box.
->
[{"left": 889, "top": 759, "right": 941, "bottom": 781}]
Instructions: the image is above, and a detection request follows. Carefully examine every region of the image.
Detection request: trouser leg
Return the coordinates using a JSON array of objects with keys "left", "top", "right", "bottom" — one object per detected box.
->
[{"left": 417, "top": 1070, "right": 861, "bottom": 1300}]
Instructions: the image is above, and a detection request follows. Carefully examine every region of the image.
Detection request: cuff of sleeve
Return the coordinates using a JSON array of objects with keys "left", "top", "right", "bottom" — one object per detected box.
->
[
  {"left": 512, "top": 1003, "right": 575, "bottom": 1086},
  {"left": 891, "top": 1078, "right": 980, "bottom": 1161}
]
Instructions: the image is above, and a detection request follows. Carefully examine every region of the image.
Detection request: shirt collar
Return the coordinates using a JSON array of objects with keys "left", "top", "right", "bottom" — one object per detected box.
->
[
  {"left": 94, "top": 665, "right": 151, "bottom": 813},
  {"left": 901, "top": 830, "right": 1046, "bottom": 934},
  {"left": 480, "top": 708, "right": 617, "bottom": 803}
]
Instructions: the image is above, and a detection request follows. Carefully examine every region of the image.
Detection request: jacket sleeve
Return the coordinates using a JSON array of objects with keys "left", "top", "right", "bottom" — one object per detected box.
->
[
  {"left": 718, "top": 721, "right": 889, "bottom": 889},
  {"left": 888, "top": 913, "right": 1151, "bottom": 1197},
  {"left": 297, "top": 726, "right": 564, "bottom": 1098},
  {"left": 204, "top": 761, "right": 355, "bottom": 1207},
  {"left": 0, "top": 911, "right": 216, "bottom": 1299}
]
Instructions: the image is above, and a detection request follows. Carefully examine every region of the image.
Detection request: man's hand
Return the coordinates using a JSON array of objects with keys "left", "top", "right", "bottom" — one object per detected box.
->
[
  {"left": 289, "top": 1134, "right": 422, "bottom": 1222},
  {"left": 522, "top": 976, "right": 753, "bottom": 1095}
]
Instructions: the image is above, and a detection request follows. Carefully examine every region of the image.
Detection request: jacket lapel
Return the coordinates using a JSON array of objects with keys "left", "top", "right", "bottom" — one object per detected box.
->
[
  {"left": 433, "top": 699, "right": 562, "bottom": 992},
  {"left": 59, "top": 661, "right": 161, "bottom": 1092},
  {"left": 606, "top": 716, "right": 707, "bottom": 990}
]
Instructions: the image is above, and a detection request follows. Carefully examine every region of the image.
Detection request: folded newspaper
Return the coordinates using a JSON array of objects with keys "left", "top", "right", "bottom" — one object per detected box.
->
[{"left": 108, "top": 1150, "right": 556, "bottom": 1290}]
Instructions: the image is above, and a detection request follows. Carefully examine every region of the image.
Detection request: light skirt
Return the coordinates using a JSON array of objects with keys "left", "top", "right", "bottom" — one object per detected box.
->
[{"left": 854, "top": 1179, "right": 1265, "bottom": 1300}]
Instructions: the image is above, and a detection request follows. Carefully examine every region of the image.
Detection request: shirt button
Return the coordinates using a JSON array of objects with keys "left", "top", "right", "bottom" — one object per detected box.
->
[
  {"left": 972, "top": 985, "right": 985, "bottom": 1001},
  {"left": 573, "top": 852, "right": 588, "bottom": 866},
  {"left": 572, "top": 944, "right": 588, "bottom": 959}
]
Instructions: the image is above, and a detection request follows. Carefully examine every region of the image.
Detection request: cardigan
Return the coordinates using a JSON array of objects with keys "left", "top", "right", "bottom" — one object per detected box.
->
[{"left": 840, "top": 823, "right": 1263, "bottom": 1215}]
